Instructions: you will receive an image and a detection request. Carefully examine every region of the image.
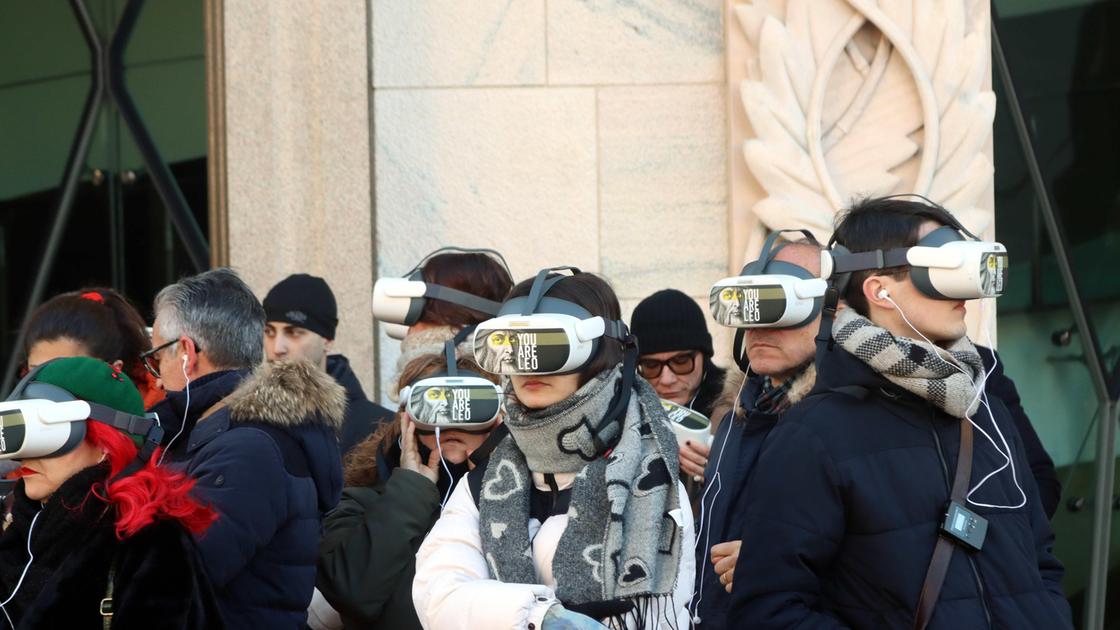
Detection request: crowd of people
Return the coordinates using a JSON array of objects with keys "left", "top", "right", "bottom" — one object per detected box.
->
[{"left": 0, "top": 196, "right": 1073, "bottom": 629}]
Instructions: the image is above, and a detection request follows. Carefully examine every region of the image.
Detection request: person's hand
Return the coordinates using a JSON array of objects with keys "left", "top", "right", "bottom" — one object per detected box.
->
[
  {"left": 399, "top": 414, "right": 440, "bottom": 485},
  {"left": 710, "top": 540, "right": 741, "bottom": 593},
  {"left": 679, "top": 440, "right": 710, "bottom": 481},
  {"left": 541, "top": 604, "right": 609, "bottom": 629}
]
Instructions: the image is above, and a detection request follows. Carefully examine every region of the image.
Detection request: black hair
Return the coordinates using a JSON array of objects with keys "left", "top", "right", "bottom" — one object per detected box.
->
[
  {"left": 833, "top": 196, "right": 961, "bottom": 315},
  {"left": 24, "top": 288, "right": 151, "bottom": 386},
  {"left": 505, "top": 272, "right": 624, "bottom": 385}
]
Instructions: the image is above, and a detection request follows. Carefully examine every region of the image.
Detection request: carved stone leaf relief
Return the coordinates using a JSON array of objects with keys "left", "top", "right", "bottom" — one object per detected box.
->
[{"left": 735, "top": 0, "right": 995, "bottom": 245}]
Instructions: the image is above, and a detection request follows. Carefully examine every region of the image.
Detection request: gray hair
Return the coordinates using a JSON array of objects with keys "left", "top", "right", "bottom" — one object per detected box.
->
[{"left": 154, "top": 268, "right": 265, "bottom": 369}]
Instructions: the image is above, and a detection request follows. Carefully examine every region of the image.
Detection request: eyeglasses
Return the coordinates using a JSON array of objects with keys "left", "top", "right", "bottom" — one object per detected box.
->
[
  {"left": 637, "top": 352, "right": 697, "bottom": 380},
  {"left": 140, "top": 338, "right": 202, "bottom": 378}
]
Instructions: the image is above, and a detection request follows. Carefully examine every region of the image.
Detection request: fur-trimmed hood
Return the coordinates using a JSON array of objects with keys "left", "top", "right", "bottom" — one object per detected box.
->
[
  {"left": 226, "top": 358, "right": 348, "bottom": 429},
  {"left": 709, "top": 362, "right": 817, "bottom": 429}
]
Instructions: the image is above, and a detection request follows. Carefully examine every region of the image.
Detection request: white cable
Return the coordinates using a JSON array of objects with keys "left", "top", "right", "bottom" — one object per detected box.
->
[
  {"left": 159, "top": 355, "right": 192, "bottom": 466},
  {"left": 434, "top": 427, "right": 454, "bottom": 510},
  {"left": 688, "top": 365, "right": 750, "bottom": 625},
  {"left": 1, "top": 509, "right": 42, "bottom": 628},
  {"left": 883, "top": 294, "right": 1026, "bottom": 509}
]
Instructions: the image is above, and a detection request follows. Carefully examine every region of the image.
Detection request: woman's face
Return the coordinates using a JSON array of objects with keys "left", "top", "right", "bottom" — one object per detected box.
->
[
  {"left": 510, "top": 373, "right": 582, "bottom": 409},
  {"left": 417, "top": 428, "right": 490, "bottom": 465},
  {"left": 19, "top": 440, "right": 105, "bottom": 501}
]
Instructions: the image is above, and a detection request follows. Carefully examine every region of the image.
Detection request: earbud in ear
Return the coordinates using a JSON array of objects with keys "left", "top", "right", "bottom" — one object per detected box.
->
[
  {"left": 181, "top": 355, "right": 189, "bottom": 366},
  {"left": 878, "top": 289, "right": 890, "bottom": 300}
]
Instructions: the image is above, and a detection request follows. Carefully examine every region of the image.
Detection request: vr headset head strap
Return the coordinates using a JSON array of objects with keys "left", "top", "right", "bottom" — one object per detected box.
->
[
  {"left": 522, "top": 266, "right": 580, "bottom": 316},
  {"left": 404, "top": 246, "right": 514, "bottom": 280},
  {"left": 443, "top": 325, "right": 478, "bottom": 377},
  {"left": 422, "top": 285, "right": 504, "bottom": 317},
  {"left": 747, "top": 229, "right": 820, "bottom": 274}
]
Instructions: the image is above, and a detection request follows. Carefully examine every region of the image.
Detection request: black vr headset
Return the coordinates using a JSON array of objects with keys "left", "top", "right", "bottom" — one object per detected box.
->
[
  {"left": 399, "top": 326, "right": 502, "bottom": 433},
  {"left": 821, "top": 199, "right": 1008, "bottom": 300},
  {"left": 372, "top": 247, "right": 513, "bottom": 339},
  {"left": 1, "top": 362, "right": 163, "bottom": 463},
  {"left": 474, "top": 267, "right": 638, "bottom": 453}
]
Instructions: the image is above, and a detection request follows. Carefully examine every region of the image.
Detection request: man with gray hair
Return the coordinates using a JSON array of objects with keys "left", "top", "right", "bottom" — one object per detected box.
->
[{"left": 147, "top": 268, "right": 346, "bottom": 629}]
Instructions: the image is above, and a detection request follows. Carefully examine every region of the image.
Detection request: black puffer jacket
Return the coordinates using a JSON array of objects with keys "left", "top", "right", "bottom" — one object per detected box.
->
[
  {"left": 729, "top": 345, "right": 1072, "bottom": 629},
  {"left": 0, "top": 465, "right": 223, "bottom": 629}
]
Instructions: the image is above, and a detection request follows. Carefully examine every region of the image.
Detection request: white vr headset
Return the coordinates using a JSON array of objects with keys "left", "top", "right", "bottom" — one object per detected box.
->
[
  {"left": 659, "top": 399, "right": 712, "bottom": 449},
  {"left": 399, "top": 328, "right": 502, "bottom": 432},
  {"left": 473, "top": 267, "right": 631, "bottom": 376},
  {"left": 0, "top": 377, "right": 161, "bottom": 461},
  {"left": 710, "top": 229, "right": 827, "bottom": 329},
  {"left": 823, "top": 223, "right": 1008, "bottom": 300},
  {"left": 372, "top": 247, "right": 512, "bottom": 328}
]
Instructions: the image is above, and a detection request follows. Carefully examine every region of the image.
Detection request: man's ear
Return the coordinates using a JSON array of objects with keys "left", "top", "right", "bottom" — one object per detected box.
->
[{"left": 863, "top": 276, "right": 894, "bottom": 311}]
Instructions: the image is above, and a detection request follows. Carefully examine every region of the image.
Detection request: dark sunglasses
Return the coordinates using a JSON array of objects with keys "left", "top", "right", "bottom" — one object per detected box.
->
[
  {"left": 140, "top": 338, "right": 202, "bottom": 378},
  {"left": 637, "top": 351, "right": 698, "bottom": 380}
]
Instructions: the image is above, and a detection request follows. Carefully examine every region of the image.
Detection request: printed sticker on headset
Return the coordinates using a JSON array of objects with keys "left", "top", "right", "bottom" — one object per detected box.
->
[
  {"left": 0, "top": 410, "right": 27, "bottom": 455},
  {"left": 979, "top": 252, "right": 1008, "bottom": 297},
  {"left": 409, "top": 385, "right": 500, "bottom": 426},
  {"left": 476, "top": 328, "right": 570, "bottom": 374},
  {"left": 710, "top": 285, "right": 788, "bottom": 326}
]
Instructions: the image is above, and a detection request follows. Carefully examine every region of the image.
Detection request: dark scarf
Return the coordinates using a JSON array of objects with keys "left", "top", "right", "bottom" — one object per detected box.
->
[
  {"left": 479, "top": 367, "right": 683, "bottom": 626},
  {"left": 0, "top": 464, "right": 115, "bottom": 621}
]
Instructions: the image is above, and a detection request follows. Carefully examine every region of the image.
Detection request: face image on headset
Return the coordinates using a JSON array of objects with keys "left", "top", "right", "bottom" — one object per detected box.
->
[
  {"left": 413, "top": 386, "right": 453, "bottom": 425},
  {"left": 711, "top": 288, "right": 744, "bottom": 326},
  {"left": 979, "top": 252, "right": 1008, "bottom": 297},
  {"left": 477, "top": 330, "right": 518, "bottom": 374}
]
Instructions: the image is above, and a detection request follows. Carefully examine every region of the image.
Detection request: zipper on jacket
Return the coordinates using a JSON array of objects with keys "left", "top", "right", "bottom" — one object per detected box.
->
[
  {"left": 544, "top": 473, "right": 559, "bottom": 516},
  {"left": 928, "top": 416, "right": 993, "bottom": 628}
]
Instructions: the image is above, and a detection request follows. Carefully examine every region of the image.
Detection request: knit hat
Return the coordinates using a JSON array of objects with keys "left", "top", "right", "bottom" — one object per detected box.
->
[
  {"left": 263, "top": 274, "right": 338, "bottom": 340},
  {"left": 25, "top": 357, "right": 146, "bottom": 417},
  {"left": 630, "top": 289, "right": 714, "bottom": 357}
]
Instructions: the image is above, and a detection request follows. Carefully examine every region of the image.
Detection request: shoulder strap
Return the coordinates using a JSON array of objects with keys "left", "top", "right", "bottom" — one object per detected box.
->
[
  {"left": 100, "top": 555, "right": 118, "bottom": 628},
  {"left": 913, "top": 419, "right": 973, "bottom": 630},
  {"left": 467, "top": 460, "right": 490, "bottom": 508}
]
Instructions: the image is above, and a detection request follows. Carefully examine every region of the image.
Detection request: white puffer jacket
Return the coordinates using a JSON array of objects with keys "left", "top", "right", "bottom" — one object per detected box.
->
[{"left": 413, "top": 471, "right": 696, "bottom": 630}]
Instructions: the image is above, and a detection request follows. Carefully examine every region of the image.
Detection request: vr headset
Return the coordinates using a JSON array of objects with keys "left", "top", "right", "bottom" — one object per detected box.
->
[
  {"left": 372, "top": 247, "right": 512, "bottom": 327},
  {"left": 1, "top": 364, "right": 163, "bottom": 461},
  {"left": 472, "top": 267, "right": 631, "bottom": 376},
  {"left": 710, "top": 229, "right": 828, "bottom": 329},
  {"left": 659, "top": 399, "right": 712, "bottom": 449},
  {"left": 400, "top": 327, "right": 502, "bottom": 433},
  {"left": 821, "top": 202, "right": 1008, "bottom": 300}
]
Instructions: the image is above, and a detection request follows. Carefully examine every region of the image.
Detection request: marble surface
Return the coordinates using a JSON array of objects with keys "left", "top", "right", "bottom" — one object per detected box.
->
[
  {"left": 598, "top": 84, "right": 728, "bottom": 301},
  {"left": 548, "top": 0, "right": 724, "bottom": 84},
  {"left": 224, "top": 0, "right": 376, "bottom": 392},
  {"left": 372, "top": 0, "right": 546, "bottom": 87}
]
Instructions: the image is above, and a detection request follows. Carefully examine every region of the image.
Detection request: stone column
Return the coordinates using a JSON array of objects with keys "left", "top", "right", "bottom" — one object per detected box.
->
[
  {"left": 727, "top": 0, "right": 996, "bottom": 337},
  {"left": 371, "top": 1, "right": 733, "bottom": 394},
  {"left": 217, "top": 0, "right": 376, "bottom": 390}
]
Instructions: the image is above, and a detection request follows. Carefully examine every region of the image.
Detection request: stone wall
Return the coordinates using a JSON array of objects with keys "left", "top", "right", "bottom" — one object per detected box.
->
[{"left": 372, "top": 0, "right": 733, "bottom": 399}]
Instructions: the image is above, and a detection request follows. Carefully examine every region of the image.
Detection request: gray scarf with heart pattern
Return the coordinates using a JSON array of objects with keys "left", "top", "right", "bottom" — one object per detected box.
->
[{"left": 478, "top": 366, "right": 683, "bottom": 623}]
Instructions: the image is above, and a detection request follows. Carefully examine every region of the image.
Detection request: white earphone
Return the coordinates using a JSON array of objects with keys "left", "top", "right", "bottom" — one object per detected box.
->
[{"left": 878, "top": 288, "right": 889, "bottom": 299}]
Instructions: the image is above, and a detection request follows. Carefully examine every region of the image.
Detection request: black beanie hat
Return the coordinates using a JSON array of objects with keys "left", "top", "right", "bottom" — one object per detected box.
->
[
  {"left": 263, "top": 274, "right": 338, "bottom": 340},
  {"left": 630, "top": 289, "right": 713, "bottom": 357}
]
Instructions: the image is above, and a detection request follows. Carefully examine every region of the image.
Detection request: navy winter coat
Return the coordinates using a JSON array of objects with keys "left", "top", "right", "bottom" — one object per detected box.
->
[
  {"left": 327, "top": 354, "right": 394, "bottom": 456},
  {"left": 728, "top": 345, "right": 1072, "bottom": 629},
  {"left": 153, "top": 361, "right": 346, "bottom": 629}
]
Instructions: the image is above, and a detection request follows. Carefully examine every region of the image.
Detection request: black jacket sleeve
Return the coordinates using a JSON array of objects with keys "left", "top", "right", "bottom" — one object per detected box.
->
[
  {"left": 728, "top": 415, "right": 850, "bottom": 629},
  {"left": 981, "top": 348, "right": 1061, "bottom": 519},
  {"left": 317, "top": 468, "right": 441, "bottom": 626}
]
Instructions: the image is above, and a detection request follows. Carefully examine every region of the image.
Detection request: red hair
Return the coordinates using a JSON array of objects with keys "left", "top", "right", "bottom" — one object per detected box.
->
[{"left": 85, "top": 422, "right": 217, "bottom": 539}]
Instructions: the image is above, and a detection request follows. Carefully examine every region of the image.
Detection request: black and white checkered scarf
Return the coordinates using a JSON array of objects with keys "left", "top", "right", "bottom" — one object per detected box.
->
[{"left": 833, "top": 308, "right": 984, "bottom": 419}]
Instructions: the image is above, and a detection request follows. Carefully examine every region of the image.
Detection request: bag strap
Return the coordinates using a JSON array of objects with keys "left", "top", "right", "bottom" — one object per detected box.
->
[
  {"left": 913, "top": 419, "right": 974, "bottom": 630},
  {"left": 100, "top": 555, "right": 118, "bottom": 629}
]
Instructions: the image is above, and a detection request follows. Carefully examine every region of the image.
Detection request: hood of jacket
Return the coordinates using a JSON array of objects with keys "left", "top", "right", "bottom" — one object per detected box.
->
[
  {"left": 709, "top": 361, "right": 817, "bottom": 428},
  {"left": 326, "top": 354, "right": 367, "bottom": 405},
  {"left": 224, "top": 359, "right": 347, "bottom": 513},
  {"left": 226, "top": 358, "right": 347, "bottom": 430}
]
